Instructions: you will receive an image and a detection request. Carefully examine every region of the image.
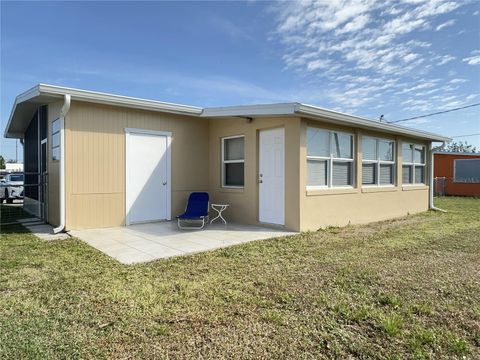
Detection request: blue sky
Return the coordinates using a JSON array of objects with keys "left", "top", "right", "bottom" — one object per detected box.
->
[{"left": 1, "top": 0, "right": 479, "bottom": 161}]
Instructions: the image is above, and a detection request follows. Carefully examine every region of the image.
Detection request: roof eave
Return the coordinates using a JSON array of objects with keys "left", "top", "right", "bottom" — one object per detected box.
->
[
  {"left": 201, "top": 103, "right": 298, "bottom": 117},
  {"left": 36, "top": 83, "right": 203, "bottom": 115},
  {"left": 4, "top": 84, "right": 204, "bottom": 138},
  {"left": 3, "top": 85, "right": 42, "bottom": 138},
  {"left": 296, "top": 104, "right": 451, "bottom": 143}
]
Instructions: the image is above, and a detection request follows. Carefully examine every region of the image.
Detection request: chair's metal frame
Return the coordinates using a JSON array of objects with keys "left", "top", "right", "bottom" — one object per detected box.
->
[{"left": 177, "top": 200, "right": 209, "bottom": 230}]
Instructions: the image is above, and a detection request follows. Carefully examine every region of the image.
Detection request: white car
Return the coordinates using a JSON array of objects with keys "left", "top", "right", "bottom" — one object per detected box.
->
[{"left": 0, "top": 173, "right": 24, "bottom": 204}]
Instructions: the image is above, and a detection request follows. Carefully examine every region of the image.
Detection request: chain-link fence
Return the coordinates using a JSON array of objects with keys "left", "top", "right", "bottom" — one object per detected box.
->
[{"left": 434, "top": 177, "right": 447, "bottom": 197}]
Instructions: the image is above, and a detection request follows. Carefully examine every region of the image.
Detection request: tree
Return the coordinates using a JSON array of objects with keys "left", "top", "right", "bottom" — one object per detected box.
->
[
  {"left": 434, "top": 141, "right": 477, "bottom": 153},
  {"left": 0, "top": 155, "right": 5, "bottom": 169}
]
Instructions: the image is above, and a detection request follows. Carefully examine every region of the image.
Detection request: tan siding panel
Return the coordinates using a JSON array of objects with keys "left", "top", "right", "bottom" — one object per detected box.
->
[{"left": 65, "top": 101, "right": 209, "bottom": 230}]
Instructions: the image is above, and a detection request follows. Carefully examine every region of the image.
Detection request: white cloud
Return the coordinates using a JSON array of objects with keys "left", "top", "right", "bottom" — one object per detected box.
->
[
  {"left": 449, "top": 78, "right": 467, "bottom": 84},
  {"left": 269, "top": 0, "right": 467, "bottom": 110},
  {"left": 437, "top": 54, "right": 456, "bottom": 65},
  {"left": 435, "top": 19, "right": 455, "bottom": 31},
  {"left": 463, "top": 55, "right": 480, "bottom": 65},
  {"left": 336, "top": 14, "right": 370, "bottom": 34}
]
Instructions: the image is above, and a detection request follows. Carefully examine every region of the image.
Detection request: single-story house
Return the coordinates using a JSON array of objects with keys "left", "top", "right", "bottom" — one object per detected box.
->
[
  {"left": 4, "top": 84, "right": 451, "bottom": 232},
  {"left": 434, "top": 152, "right": 480, "bottom": 196}
]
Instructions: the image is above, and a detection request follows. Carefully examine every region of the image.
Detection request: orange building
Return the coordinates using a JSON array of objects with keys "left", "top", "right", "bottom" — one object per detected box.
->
[{"left": 434, "top": 152, "right": 480, "bottom": 196}]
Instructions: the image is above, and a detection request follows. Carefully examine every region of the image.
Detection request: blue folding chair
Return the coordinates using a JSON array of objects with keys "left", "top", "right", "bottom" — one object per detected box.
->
[{"left": 176, "top": 192, "right": 209, "bottom": 229}]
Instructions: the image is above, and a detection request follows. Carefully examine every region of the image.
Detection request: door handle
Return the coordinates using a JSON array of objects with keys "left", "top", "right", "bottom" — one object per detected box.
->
[
  {"left": 162, "top": 182, "right": 167, "bottom": 186},
  {"left": 258, "top": 179, "right": 263, "bottom": 184}
]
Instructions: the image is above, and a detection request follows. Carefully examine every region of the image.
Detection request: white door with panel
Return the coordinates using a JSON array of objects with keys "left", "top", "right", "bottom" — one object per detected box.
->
[
  {"left": 259, "top": 128, "right": 285, "bottom": 225},
  {"left": 126, "top": 130, "right": 171, "bottom": 225}
]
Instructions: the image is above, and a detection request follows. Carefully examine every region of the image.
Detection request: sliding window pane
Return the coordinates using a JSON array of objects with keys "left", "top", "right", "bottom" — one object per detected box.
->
[
  {"left": 362, "top": 138, "right": 376, "bottom": 160},
  {"left": 379, "top": 141, "right": 394, "bottom": 161},
  {"left": 402, "top": 165, "right": 412, "bottom": 184},
  {"left": 414, "top": 146, "right": 425, "bottom": 164},
  {"left": 332, "top": 133, "right": 353, "bottom": 159},
  {"left": 52, "top": 147, "right": 60, "bottom": 161},
  {"left": 380, "top": 164, "right": 394, "bottom": 185},
  {"left": 224, "top": 163, "right": 244, "bottom": 186},
  {"left": 362, "top": 163, "right": 376, "bottom": 185},
  {"left": 415, "top": 166, "right": 425, "bottom": 184},
  {"left": 332, "top": 161, "right": 352, "bottom": 186},
  {"left": 52, "top": 118, "right": 60, "bottom": 134},
  {"left": 224, "top": 137, "right": 244, "bottom": 161},
  {"left": 52, "top": 132, "right": 60, "bottom": 148},
  {"left": 307, "top": 160, "right": 327, "bottom": 186},
  {"left": 402, "top": 144, "right": 413, "bottom": 163},
  {"left": 307, "top": 128, "right": 330, "bottom": 157}
]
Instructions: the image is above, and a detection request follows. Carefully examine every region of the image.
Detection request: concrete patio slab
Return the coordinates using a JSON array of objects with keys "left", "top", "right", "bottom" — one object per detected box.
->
[
  {"left": 69, "top": 222, "right": 296, "bottom": 264},
  {"left": 16, "top": 219, "right": 71, "bottom": 241}
]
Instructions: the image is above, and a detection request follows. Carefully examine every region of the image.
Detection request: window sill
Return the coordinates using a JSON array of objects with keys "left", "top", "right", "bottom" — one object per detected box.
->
[
  {"left": 361, "top": 186, "right": 398, "bottom": 193},
  {"left": 306, "top": 187, "right": 358, "bottom": 196},
  {"left": 218, "top": 187, "right": 244, "bottom": 193},
  {"left": 402, "top": 185, "right": 428, "bottom": 191}
]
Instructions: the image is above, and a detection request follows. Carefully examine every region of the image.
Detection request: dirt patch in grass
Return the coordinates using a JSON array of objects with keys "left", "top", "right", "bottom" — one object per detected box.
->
[{"left": 1, "top": 197, "right": 479, "bottom": 359}]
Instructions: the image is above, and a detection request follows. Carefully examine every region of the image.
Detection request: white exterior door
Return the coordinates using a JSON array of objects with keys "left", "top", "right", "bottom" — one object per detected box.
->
[
  {"left": 126, "top": 129, "right": 171, "bottom": 225},
  {"left": 259, "top": 128, "right": 285, "bottom": 225}
]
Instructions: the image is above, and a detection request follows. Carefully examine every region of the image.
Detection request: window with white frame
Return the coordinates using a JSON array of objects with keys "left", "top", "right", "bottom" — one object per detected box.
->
[
  {"left": 362, "top": 137, "right": 395, "bottom": 186},
  {"left": 222, "top": 135, "right": 244, "bottom": 187},
  {"left": 402, "top": 143, "right": 425, "bottom": 184},
  {"left": 51, "top": 118, "right": 60, "bottom": 161},
  {"left": 306, "top": 127, "right": 354, "bottom": 188}
]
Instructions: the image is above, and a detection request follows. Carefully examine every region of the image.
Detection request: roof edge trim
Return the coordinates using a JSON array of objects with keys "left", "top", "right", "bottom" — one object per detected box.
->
[{"left": 296, "top": 104, "right": 451, "bottom": 142}]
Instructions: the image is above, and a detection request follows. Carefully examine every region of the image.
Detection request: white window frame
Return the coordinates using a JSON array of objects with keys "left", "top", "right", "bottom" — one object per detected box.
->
[
  {"left": 402, "top": 143, "right": 426, "bottom": 185},
  {"left": 306, "top": 127, "right": 355, "bottom": 189},
  {"left": 361, "top": 136, "right": 396, "bottom": 187},
  {"left": 221, "top": 135, "right": 245, "bottom": 188},
  {"left": 51, "top": 118, "right": 60, "bottom": 161}
]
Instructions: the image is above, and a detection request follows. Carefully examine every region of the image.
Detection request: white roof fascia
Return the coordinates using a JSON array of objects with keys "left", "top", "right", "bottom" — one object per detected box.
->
[
  {"left": 36, "top": 84, "right": 203, "bottom": 115},
  {"left": 202, "top": 103, "right": 297, "bottom": 117},
  {"left": 4, "top": 84, "right": 203, "bottom": 138},
  {"left": 296, "top": 104, "right": 451, "bottom": 142},
  {"left": 433, "top": 151, "right": 480, "bottom": 156},
  {"left": 5, "top": 84, "right": 452, "bottom": 143},
  {"left": 3, "top": 85, "right": 42, "bottom": 138}
]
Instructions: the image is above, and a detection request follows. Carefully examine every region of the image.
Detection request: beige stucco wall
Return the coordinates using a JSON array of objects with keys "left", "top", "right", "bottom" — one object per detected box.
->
[
  {"left": 47, "top": 101, "right": 63, "bottom": 227},
  {"left": 61, "top": 102, "right": 431, "bottom": 232},
  {"left": 208, "top": 117, "right": 301, "bottom": 231},
  {"left": 64, "top": 101, "right": 209, "bottom": 230},
  {"left": 299, "top": 118, "right": 431, "bottom": 231}
]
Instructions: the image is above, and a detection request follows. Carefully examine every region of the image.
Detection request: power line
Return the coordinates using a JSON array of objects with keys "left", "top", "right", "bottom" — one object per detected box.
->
[
  {"left": 451, "top": 133, "right": 480, "bottom": 138},
  {"left": 388, "top": 102, "right": 480, "bottom": 124}
]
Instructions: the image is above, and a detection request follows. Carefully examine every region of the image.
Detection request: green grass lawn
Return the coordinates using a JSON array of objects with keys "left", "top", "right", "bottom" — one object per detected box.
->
[{"left": 1, "top": 198, "right": 479, "bottom": 359}]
